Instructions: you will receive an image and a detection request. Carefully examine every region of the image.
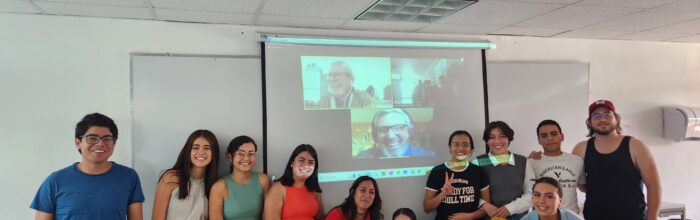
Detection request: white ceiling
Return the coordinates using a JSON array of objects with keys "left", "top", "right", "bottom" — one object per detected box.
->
[{"left": 3, "top": 0, "right": 700, "bottom": 43}]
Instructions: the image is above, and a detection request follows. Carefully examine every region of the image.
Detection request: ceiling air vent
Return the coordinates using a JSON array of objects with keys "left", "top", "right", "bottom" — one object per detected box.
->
[{"left": 355, "top": 0, "right": 477, "bottom": 23}]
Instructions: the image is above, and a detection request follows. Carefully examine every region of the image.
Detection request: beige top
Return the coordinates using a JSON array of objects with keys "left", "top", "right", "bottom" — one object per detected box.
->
[{"left": 166, "top": 177, "right": 208, "bottom": 220}]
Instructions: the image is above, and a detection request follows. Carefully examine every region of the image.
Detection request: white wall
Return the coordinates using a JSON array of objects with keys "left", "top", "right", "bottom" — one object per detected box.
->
[
  {"left": 1, "top": 13, "right": 698, "bottom": 219},
  {"left": 484, "top": 36, "right": 700, "bottom": 218},
  {"left": 0, "top": 14, "right": 259, "bottom": 219}
]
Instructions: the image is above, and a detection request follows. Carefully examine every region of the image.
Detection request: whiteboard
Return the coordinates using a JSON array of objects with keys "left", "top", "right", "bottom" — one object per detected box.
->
[
  {"left": 131, "top": 54, "right": 263, "bottom": 218},
  {"left": 486, "top": 62, "right": 589, "bottom": 156}
]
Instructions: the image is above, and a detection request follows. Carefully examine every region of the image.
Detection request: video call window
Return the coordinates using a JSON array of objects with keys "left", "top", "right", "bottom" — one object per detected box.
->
[
  {"left": 302, "top": 56, "right": 393, "bottom": 110},
  {"left": 391, "top": 58, "right": 464, "bottom": 108},
  {"left": 351, "top": 108, "right": 435, "bottom": 159},
  {"left": 300, "top": 56, "right": 468, "bottom": 161}
]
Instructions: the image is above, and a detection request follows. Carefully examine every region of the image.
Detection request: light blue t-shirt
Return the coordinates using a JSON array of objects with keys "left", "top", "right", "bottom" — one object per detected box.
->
[
  {"left": 521, "top": 208, "right": 583, "bottom": 220},
  {"left": 30, "top": 162, "right": 145, "bottom": 220}
]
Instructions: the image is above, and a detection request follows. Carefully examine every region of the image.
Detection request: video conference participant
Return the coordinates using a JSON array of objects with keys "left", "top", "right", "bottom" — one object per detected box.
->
[
  {"left": 521, "top": 177, "right": 583, "bottom": 220},
  {"left": 30, "top": 113, "right": 144, "bottom": 220},
  {"left": 423, "top": 130, "right": 489, "bottom": 220},
  {"left": 356, "top": 108, "right": 434, "bottom": 158},
  {"left": 210, "top": 135, "right": 270, "bottom": 220},
  {"left": 325, "top": 176, "right": 383, "bottom": 220},
  {"left": 474, "top": 121, "right": 534, "bottom": 220},
  {"left": 152, "top": 130, "right": 220, "bottom": 220},
  {"left": 264, "top": 144, "right": 324, "bottom": 220},
  {"left": 319, "top": 61, "right": 373, "bottom": 109}
]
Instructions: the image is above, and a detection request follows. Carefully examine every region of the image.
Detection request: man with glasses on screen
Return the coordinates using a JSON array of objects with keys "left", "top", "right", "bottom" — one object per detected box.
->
[
  {"left": 30, "top": 113, "right": 144, "bottom": 220},
  {"left": 357, "top": 108, "right": 434, "bottom": 158},
  {"left": 319, "top": 61, "right": 373, "bottom": 109}
]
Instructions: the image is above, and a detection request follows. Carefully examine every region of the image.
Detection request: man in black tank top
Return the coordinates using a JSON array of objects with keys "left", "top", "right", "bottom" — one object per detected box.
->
[{"left": 571, "top": 100, "right": 661, "bottom": 220}]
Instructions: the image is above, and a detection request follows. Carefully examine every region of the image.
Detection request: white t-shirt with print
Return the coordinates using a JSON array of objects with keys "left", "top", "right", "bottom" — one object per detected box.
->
[{"left": 529, "top": 152, "right": 585, "bottom": 214}]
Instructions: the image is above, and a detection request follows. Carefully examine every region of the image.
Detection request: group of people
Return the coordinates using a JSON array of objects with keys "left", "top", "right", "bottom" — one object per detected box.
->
[
  {"left": 411, "top": 79, "right": 438, "bottom": 107},
  {"left": 421, "top": 99, "right": 661, "bottom": 220},
  {"left": 30, "top": 99, "right": 661, "bottom": 220}
]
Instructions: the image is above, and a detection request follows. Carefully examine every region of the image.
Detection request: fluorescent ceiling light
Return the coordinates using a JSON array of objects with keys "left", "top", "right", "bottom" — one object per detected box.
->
[
  {"left": 266, "top": 36, "right": 495, "bottom": 49},
  {"left": 356, "top": 0, "right": 478, "bottom": 23}
]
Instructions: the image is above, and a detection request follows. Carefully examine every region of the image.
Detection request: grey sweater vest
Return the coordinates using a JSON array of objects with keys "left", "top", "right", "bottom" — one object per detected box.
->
[{"left": 477, "top": 154, "right": 527, "bottom": 207}]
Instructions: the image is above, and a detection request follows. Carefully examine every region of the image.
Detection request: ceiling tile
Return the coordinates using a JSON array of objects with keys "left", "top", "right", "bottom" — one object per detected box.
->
[
  {"left": 34, "top": 1, "right": 151, "bottom": 19},
  {"left": 0, "top": 0, "right": 40, "bottom": 13},
  {"left": 256, "top": 15, "right": 345, "bottom": 29},
  {"left": 8, "top": 0, "right": 700, "bottom": 44},
  {"left": 655, "top": 0, "right": 700, "bottom": 12},
  {"left": 418, "top": 23, "right": 503, "bottom": 34},
  {"left": 33, "top": 0, "right": 145, "bottom": 7},
  {"left": 156, "top": 8, "right": 253, "bottom": 24},
  {"left": 439, "top": 1, "right": 564, "bottom": 26},
  {"left": 614, "top": 30, "right": 688, "bottom": 41},
  {"left": 614, "top": 18, "right": 700, "bottom": 40},
  {"left": 553, "top": 28, "right": 634, "bottom": 39},
  {"left": 151, "top": 0, "right": 260, "bottom": 13},
  {"left": 582, "top": 8, "right": 700, "bottom": 32},
  {"left": 515, "top": 5, "right": 641, "bottom": 29},
  {"left": 341, "top": 20, "right": 427, "bottom": 32},
  {"left": 576, "top": 0, "right": 678, "bottom": 9},
  {"left": 494, "top": 0, "right": 579, "bottom": 4},
  {"left": 646, "top": 18, "right": 700, "bottom": 34},
  {"left": 261, "top": 0, "right": 375, "bottom": 18},
  {"left": 490, "top": 26, "right": 567, "bottom": 36},
  {"left": 668, "top": 33, "right": 700, "bottom": 42}
]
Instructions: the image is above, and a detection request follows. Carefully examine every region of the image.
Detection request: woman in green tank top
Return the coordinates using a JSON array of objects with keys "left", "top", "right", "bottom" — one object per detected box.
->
[{"left": 210, "top": 135, "right": 271, "bottom": 220}]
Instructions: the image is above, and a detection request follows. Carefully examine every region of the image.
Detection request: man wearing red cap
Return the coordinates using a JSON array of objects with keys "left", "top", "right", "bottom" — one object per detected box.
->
[{"left": 572, "top": 100, "right": 661, "bottom": 220}]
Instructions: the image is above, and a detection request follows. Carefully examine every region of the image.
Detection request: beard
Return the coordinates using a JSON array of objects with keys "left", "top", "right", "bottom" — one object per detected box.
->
[{"left": 592, "top": 124, "right": 617, "bottom": 136}]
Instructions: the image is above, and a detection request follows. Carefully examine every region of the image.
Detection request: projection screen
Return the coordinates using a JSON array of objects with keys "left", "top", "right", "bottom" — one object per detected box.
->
[{"left": 264, "top": 42, "right": 487, "bottom": 219}]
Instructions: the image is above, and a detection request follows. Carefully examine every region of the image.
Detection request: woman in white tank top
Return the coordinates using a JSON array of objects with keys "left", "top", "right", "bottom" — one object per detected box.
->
[{"left": 151, "top": 130, "right": 221, "bottom": 220}]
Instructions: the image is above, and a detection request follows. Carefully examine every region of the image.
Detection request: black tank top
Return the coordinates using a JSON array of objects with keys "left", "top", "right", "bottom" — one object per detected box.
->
[{"left": 583, "top": 136, "right": 646, "bottom": 220}]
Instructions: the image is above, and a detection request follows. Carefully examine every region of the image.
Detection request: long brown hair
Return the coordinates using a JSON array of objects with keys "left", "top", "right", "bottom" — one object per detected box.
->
[
  {"left": 276, "top": 144, "right": 322, "bottom": 193},
  {"left": 335, "top": 176, "right": 383, "bottom": 220},
  {"left": 159, "top": 129, "right": 220, "bottom": 199}
]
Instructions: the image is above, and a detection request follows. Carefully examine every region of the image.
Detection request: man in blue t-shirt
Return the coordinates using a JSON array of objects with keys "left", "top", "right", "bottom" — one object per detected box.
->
[{"left": 30, "top": 113, "right": 145, "bottom": 220}]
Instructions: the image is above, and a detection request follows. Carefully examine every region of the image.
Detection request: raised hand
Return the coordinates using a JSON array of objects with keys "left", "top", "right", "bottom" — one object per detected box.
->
[{"left": 441, "top": 172, "right": 455, "bottom": 196}]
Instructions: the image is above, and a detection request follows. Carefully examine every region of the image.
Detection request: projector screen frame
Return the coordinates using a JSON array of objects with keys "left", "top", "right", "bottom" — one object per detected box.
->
[{"left": 259, "top": 38, "right": 493, "bottom": 173}]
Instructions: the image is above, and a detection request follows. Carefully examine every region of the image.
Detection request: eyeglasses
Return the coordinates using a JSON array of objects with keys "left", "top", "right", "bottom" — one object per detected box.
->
[
  {"left": 325, "top": 72, "right": 350, "bottom": 80},
  {"left": 235, "top": 151, "right": 256, "bottom": 158},
  {"left": 81, "top": 135, "right": 116, "bottom": 144},
  {"left": 591, "top": 111, "right": 613, "bottom": 120},
  {"left": 376, "top": 124, "right": 408, "bottom": 134}
]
